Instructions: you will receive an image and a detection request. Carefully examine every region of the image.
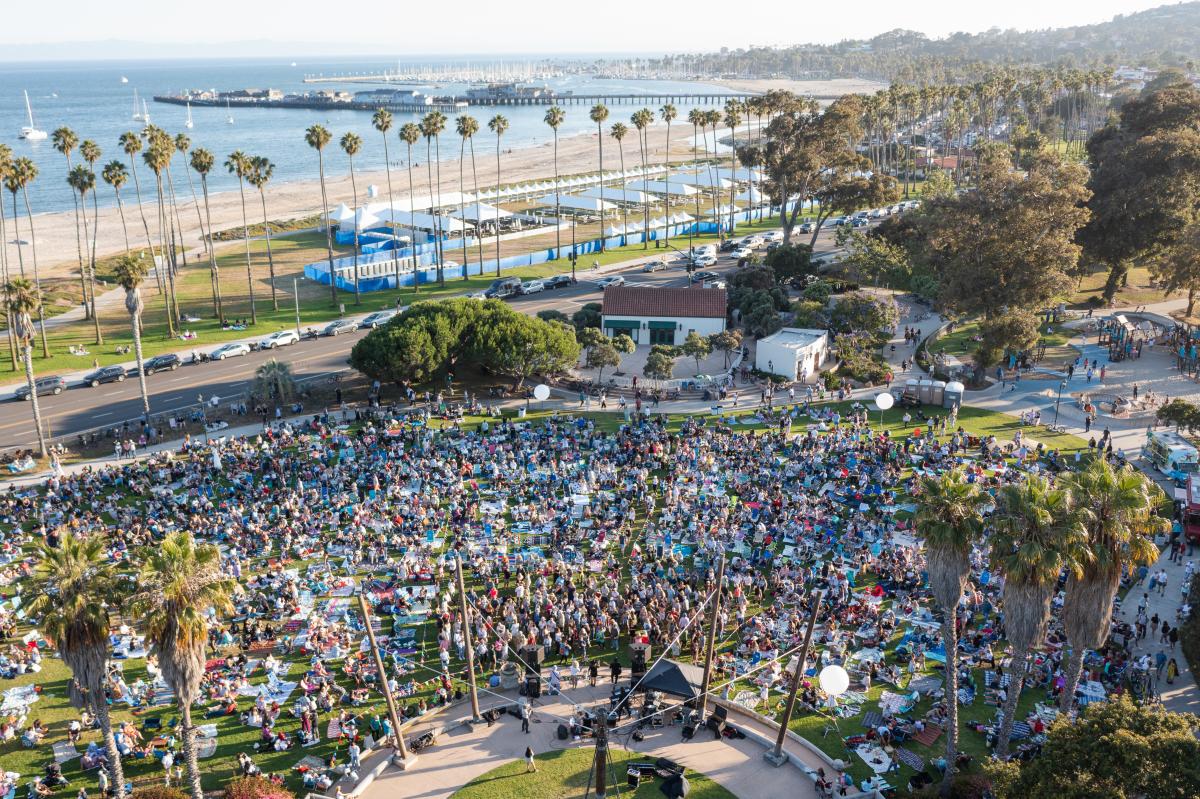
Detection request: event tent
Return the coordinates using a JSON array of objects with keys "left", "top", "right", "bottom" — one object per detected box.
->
[
  {"left": 456, "top": 202, "right": 514, "bottom": 223},
  {"left": 534, "top": 194, "right": 618, "bottom": 213},
  {"left": 624, "top": 180, "right": 699, "bottom": 197},
  {"left": 640, "top": 659, "right": 703, "bottom": 700}
]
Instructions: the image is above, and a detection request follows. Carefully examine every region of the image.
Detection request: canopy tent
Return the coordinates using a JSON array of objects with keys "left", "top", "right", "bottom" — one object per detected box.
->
[
  {"left": 605, "top": 224, "right": 627, "bottom": 236},
  {"left": 576, "top": 186, "right": 660, "bottom": 205},
  {"left": 714, "top": 166, "right": 763, "bottom": 182},
  {"left": 534, "top": 194, "right": 618, "bottom": 213},
  {"left": 373, "top": 208, "right": 473, "bottom": 233},
  {"left": 625, "top": 180, "right": 699, "bottom": 197},
  {"left": 456, "top": 202, "right": 514, "bottom": 223},
  {"left": 671, "top": 170, "right": 733, "bottom": 189},
  {"left": 640, "top": 659, "right": 703, "bottom": 700},
  {"left": 735, "top": 188, "right": 767, "bottom": 205},
  {"left": 328, "top": 203, "right": 356, "bottom": 224},
  {"left": 703, "top": 204, "right": 742, "bottom": 216}
]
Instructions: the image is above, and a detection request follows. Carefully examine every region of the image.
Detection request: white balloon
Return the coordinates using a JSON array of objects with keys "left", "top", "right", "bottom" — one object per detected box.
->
[
  {"left": 874, "top": 392, "right": 894, "bottom": 411},
  {"left": 533, "top": 384, "right": 551, "bottom": 401},
  {"left": 819, "top": 664, "right": 850, "bottom": 697}
]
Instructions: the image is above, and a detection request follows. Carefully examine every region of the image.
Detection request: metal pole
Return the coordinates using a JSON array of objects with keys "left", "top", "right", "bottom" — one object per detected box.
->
[
  {"left": 454, "top": 551, "right": 482, "bottom": 722},
  {"left": 1054, "top": 381, "right": 1065, "bottom": 427},
  {"left": 697, "top": 554, "right": 726, "bottom": 720},
  {"left": 293, "top": 277, "right": 301, "bottom": 336},
  {"left": 594, "top": 719, "right": 608, "bottom": 799},
  {"left": 356, "top": 592, "right": 410, "bottom": 761},
  {"left": 767, "top": 591, "right": 824, "bottom": 766}
]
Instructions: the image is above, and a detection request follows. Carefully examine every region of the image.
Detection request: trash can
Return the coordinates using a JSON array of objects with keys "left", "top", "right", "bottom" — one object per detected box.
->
[{"left": 944, "top": 380, "right": 964, "bottom": 410}]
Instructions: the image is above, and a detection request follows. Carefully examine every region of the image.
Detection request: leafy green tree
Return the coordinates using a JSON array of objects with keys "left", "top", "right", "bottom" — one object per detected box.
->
[
  {"left": 763, "top": 244, "right": 814, "bottom": 286},
  {"left": 792, "top": 299, "right": 826, "bottom": 329},
  {"left": 680, "top": 330, "right": 713, "bottom": 372},
  {"left": 986, "top": 697, "right": 1200, "bottom": 799},
  {"left": 709, "top": 329, "right": 743, "bottom": 368},
  {"left": 572, "top": 302, "right": 602, "bottom": 331},
  {"left": 1157, "top": 398, "right": 1200, "bottom": 432},
  {"left": 827, "top": 292, "right": 898, "bottom": 335},
  {"left": 612, "top": 333, "right": 636, "bottom": 356},
  {"left": 644, "top": 344, "right": 678, "bottom": 381},
  {"left": 1149, "top": 224, "right": 1200, "bottom": 316},
  {"left": 467, "top": 307, "right": 579, "bottom": 388},
  {"left": 537, "top": 309, "right": 571, "bottom": 325},
  {"left": 974, "top": 310, "right": 1041, "bottom": 370},
  {"left": 840, "top": 230, "right": 912, "bottom": 288},
  {"left": 585, "top": 337, "right": 620, "bottom": 382},
  {"left": 807, "top": 169, "right": 900, "bottom": 249}
]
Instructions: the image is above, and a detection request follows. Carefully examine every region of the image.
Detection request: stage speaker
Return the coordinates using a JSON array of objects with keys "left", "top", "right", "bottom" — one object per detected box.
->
[
  {"left": 525, "top": 675, "right": 541, "bottom": 699},
  {"left": 557, "top": 724, "right": 568, "bottom": 740},
  {"left": 705, "top": 716, "right": 725, "bottom": 738},
  {"left": 681, "top": 723, "right": 696, "bottom": 740},
  {"left": 521, "top": 646, "right": 544, "bottom": 675},
  {"left": 712, "top": 705, "right": 728, "bottom": 724}
]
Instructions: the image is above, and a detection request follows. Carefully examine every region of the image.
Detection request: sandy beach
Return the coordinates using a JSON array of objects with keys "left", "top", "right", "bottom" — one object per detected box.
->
[
  {"left": 21, "top": 124, "right": 714, "bottom": 278},
  {"left": 712, "top": 77, "right": 889, "bottom": 97}
]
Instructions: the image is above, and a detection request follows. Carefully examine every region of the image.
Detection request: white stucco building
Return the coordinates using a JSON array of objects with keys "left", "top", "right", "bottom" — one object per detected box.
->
[
  {"left": 600, "top": 286, "right": 727, "bottom": 347},
  {"left": 755, "top": 328, "right": 829, "bottom": 381}
]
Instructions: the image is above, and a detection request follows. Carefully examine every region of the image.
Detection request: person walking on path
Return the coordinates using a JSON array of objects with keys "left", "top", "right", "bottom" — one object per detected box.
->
[{"left": 521, "top": 702, "right": 531, "bottom": 734}]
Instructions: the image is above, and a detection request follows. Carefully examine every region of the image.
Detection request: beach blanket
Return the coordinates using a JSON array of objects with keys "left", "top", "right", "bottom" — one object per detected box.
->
[
  {"left": 879, "top": 690, "right": 914, "bottom": 715},
  {"left": 854, "top": 744, "right": 892, "bottom": 775},
  {"left": 1009, "top": 721, "right": 1032, "bottom": 740},
  {"left": 51, "top": 742, "right": 78, "bottom": 764},
  {"left": 908, "top": 676, "right": 942, "bottom": 695},
  {"left": 295, "top": 755, "right": 326, "bottom": 772},
  {"left": 327, "top": 719, "right": 343, "bottom": 739},
  {"left": 912, "top": 724, "right": 943, "bottom": 747},
  {"left": 895, "top": 748, "right": 925, "bottom": 771},
  {"left": 197, "top": 724, "right": 218, "bottom": 739},
  {"left": 731, "top": 691, "right": 761, "bottom": 712},
  {"left": 861, "top": 710, "right": 883, "bottom": 730},
  {"left": 196, "top": 738, "right": 218, "bottom": 759},
  {"left": 0, "top": 686, "right": 38, "bottom": 713}
]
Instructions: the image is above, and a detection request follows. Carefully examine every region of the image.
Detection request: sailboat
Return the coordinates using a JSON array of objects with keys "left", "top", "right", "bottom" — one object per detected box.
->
[
  {"left": 132, "top": 88, "right": 144, "bottom": 121},
  {"left": 142, "top": 99, "right": 151, "bottom": 126},
  {"left": 225, "top": 99, "right": 234, "bottom": 125},
  {"left": 18, "top": 91, "right": 47, "bottom": 141},
  {"left": 120, "top": 76, "right": 129, "bottom": 84},
  {"left": 185, "top": 102, "right": 194, "bottom": 129}
]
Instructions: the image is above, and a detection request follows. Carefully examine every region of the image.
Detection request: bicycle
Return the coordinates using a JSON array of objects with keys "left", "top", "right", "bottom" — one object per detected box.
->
[{"left": 1046, "top": 423, "right": 1069, "bottom": 434}]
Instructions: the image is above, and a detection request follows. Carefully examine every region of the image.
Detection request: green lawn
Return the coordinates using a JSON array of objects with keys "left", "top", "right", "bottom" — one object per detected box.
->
[{"left": 450, "top": 747, "right": 736, "bottom": 799}]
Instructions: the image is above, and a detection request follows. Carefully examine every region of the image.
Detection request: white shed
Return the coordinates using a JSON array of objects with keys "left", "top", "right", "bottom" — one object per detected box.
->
[{"left": 755, "top": 328, "right": 829, "bottom": 381}]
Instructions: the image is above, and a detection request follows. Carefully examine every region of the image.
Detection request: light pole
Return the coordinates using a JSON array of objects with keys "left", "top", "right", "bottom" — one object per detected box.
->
[
  {"left": 698, "top": 554, "right": 726, "bottom": 722},
  {"left": 765, "top": 590, "right": 824, "bottom": 767},
  {"left": 356, "top": 592, "right": 411, "bottom": 765},
  {"left": 454, "top": 551, "right": 481, "bottom": 722},
  {"left": 1054, "top": 380, "right": 1066, "bottom": 427},
  {"left": 293, "top": 277, "right": 302, "bottom": 336}
]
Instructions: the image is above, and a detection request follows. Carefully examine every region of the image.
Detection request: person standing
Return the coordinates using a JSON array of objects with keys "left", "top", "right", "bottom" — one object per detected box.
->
[
  {"left": 524, "top": 745, "right": 537, "bottom": 773},
  {"left": 161, "top": 751, "right": 174, "bottom": 787},
  {"left": 521, "top": 702, "right": 531, "bottom": 734}
]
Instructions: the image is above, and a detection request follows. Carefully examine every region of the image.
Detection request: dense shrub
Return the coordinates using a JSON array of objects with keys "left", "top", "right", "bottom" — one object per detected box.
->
[
  {"left": 132, "top": 788, "right": 188, "bottom": 799},
  {"left": 224, "top": 776, "right": 296, "bottom": 799}
]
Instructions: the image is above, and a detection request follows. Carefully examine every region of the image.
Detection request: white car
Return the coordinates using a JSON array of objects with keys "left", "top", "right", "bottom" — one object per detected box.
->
[
  {"left": 731, "top": 247, "right": 753, "bottom": 259},
  {"left": 359, "top": 309, "right": 398, "bottom": 329},
  {"left": 692, "top": 254, "right": 718, "bottom": 268},
  {"left": 210, "top": 342, "right": 251, "bottom": 361},
  {"left": 260, "top": 330, "right": 299, "bottom": 349},
  {"left": 763, "top": 230, "right": 784, "bottom": 242},
  {"left": 596, "top": 276, "right": 625, "bottom": 289},
  {"left": 741, "top": 235, "right": 764, "bottom": 248},
  {"left": 642, "top": 260, "right": 667, "bottom": 272},
  {"left": 520, "top": 280, "right": 546, "bottom": 295}
]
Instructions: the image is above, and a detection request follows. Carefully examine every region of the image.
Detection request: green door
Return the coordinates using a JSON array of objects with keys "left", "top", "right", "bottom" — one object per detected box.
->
[{"left": 649, "top": 327, "right": 675, "bottom": 346}]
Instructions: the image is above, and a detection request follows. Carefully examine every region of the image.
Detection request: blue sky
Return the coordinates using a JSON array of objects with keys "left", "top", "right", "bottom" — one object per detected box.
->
[{"left": 0, "top": 0, "right": 1178, "bottom": 57}]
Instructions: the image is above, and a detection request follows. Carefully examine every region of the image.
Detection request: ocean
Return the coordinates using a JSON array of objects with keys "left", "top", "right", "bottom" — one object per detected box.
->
[{"left": 0, "top": 57, "right": 731, "bottom": 216}]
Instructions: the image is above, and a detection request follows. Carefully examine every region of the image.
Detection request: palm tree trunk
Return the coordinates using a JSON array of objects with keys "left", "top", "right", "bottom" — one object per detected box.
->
[
  {"left": 459, "top": 139, "right": 468, "bottom": 281},
  {"left": 470, "top": 138, "right": 484, "bottom": 276},
  {"left": 94, "top": 694, "right": 128, "bottom": 799},
  {"left": 663, "top": 121, "right": 671, "bottom": 250},
  {"left": 199, "top": 178, "right": 224, "bottom": 323},
  {"left": 1059, "top": 645, "right": 1087, "bottom": 715},
  {"left": 114, "top": 190, "right": 131, "bottom": 253},
  {"left": 553, "top": 132, "right": 561, "bottom": 258},
  {"left": 165, "top": 166, "right": 189, "bottom": 273},
  {"left": 131, "top": 307, "right": 149, "bottom": 416},
  {"left": 180, "top": 704, "right": 202, "bottom": 799},
  {"left": 70, "top": 171, "right": 91, "bottom": 321},
  {"left": 182, "top": 166, "right": 207, "bottom": 257},
  {"left": 259, "top": 192, "right": 279, "bottom": 311},
  {"left": 424, "top": 140, "right": 439, "bottom": 287},
  {"left": 348, "top": 160, "right": 361, "bottom": 301},
  {"left": 494, "top": 138, "right": 502, "bottom": 276},
  {"left": 0, "top": 203, "right": 17, "bottom": 371},
  {"left": 21, "top": 189, "right": 50, "bottom": 358},
  {"left": 433, "top": 136, "right": 446, "bottom": 287},
  {"left": 639, "top": 130, "right": 649, "bottom": 250},
  {"left": 996, "top": 649, "right": 1030, "bottom": 758},
  {"left": 129, "top": 156, "right": 163, "bottom": 295},
  {"left": 154, "top": 178, "right": 177, "bottom": 339},
  {"left": 23, "top": 344, "right": 46, "bottom": 457},
  {"left": 317, "top": 152, "right": 337, "bottom": 306},
  {"left": 939, "top": 616, "right": 960, "bottom": 796},
  {"left": 237, "top": 180, "right": 257, "bottom": 324},
  {"left": 406, "top": 152, "right": 418, "bottom": 294},
  {"left": 728, "top": 127, "right": 737, "bottom": 237},
  {"left": 618, "top": 140, "right": 628, "bottom": 246},
  {"left": 597, "top": 126, "right": 605, "bottom": 253},
  {"left": 90, "top": 190, "right": 102, "bottom": 327},
  {"left": 80, "top": 195, "right": 104, "bottom": 345}
]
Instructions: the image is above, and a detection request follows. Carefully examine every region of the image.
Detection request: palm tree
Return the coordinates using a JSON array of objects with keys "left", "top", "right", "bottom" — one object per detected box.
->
[
  {"left": 487, "top": 115, "right": 509, "bottom": 276},
  {"left": 130, "top": 531, "right": 235, "bottom": 799},
  {"left": 119, "top": 131, "right": 160, "bottom": 293},
  {"left": 305, "top": 124, "right": 338, "bottom": 305},
  {"left": 52, "top": 127, "right": 90, "bottom": 316},
  {"left": 372, "top": 109, "right": 402, "bottom": 289},
  {"left": 991, "top": 475, "right": 1085, "bottom": 756},
  {"left": 247, "top": 156, "right": 279, "bottom": 311},
  {"left": 6, "top": 159, "right": 50, "bottom": 357},
  {"left": 174, "top": 134, "right": 208, "bottom": 260},
  {"left": 80, "top": 140, "right": 103, "bottom": 326},
  {"left": 544, "top": 106, "right": 566, "bottom": 261},
  {"left": 27, "top": 535, "right": 127, "bottom": 799},
  {"left": 340, "top": 132, "right": 364, "bottom": 302},
  {"left": 724, "top": 102, "right": 742, "bottom": 238},
  {"left": 419, "top": 112, "right": 448, "bottom": 286},
  {"left": 915, "top": 470, "right": 988, "bottom": 794},
  {"left": 144, "top": 142, "right": 180, "bottom": 337},
  {"left": 589, "top": 104, "right": 609, "bottom": 251},
  {"left": 399, "top": 123, "right": 421, "bottom": 293},
  {"left": 0, "top": 145, "right": 16, "bottom": 370},
  {"left": 67, "top": 166, "right": 103, "bottom": 344},
  {"left": 112, "top": 255, "right": 151, "bottom": 416},
  {"left": 659, "top": 103, "right": 677, "bottom": 249},
  {"left": 687, "top": 109, "right": 705, "bottom": 243},
  {"left": 6, "top": 278, "right": 46, "bottom": 456},
  {"left": 631, "top": 109, "right": 653, "bottom": 250},
  {"left": 102, "top": 161, "right": 131, "bottom": 253},
  {"left": 189, "top": 149, "right": 224, "bottom": 322},
  {"left": 225, "top": 150, "right": 257, "bottom": 324},
  {"left": 251, "top": 358, "right": 296, "bottom": 406},
  {"left": 705, "top": 110, "right": 723, "bottom": 228},
  {"left": 1058, "top": 460, "right": 1164, "bottom": 713},
  {"left": 610, "top": 123, "right": 630, "bottom": 245},
  {"left": 455, "top": 115, "right": 482, "bottom": 280}
]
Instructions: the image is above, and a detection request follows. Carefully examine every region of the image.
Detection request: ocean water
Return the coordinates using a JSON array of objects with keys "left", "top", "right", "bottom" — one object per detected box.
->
[{"left": 0, "top": 57, "right": 731, "bottom": 216}]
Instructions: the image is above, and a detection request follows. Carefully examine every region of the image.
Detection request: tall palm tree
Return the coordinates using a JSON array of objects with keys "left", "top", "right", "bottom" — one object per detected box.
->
[
  {"left": 130, "top": 531, "right": 235, "bottom": 799},
  {"left": 399, "top": 123, "right": 421, "bottom": 293},
  {"left": 305, "top": 124, "right": 338, "bottom": 305},
  {"left": 1058, "top": 460, "right": 1164, "bottom": 714},
  {"left": 544, "top": 106, "right": 566, "bottom": 260},
  {"left": 659, "top": 104, "right": 677, "bottom": 249},
  {"left": 189, "top": 149, "right": 224, "bottom": 322},
  {"left": 6, "top": 159, "right": 50, "bottom": 357},
  {"left": 455, "top": 115, "right": 481, "bottom": 280},
  {"left": 610, "top": 123, "right": 630, "bottom": 246},
  {"left": 52, "top": 127, "right": 90, "bottom": 315},
  {"left": 174, "top": 134, "right": 208, "bottom": 260},
  {"left": 991, "top": 475, "right": 1085, "bottom": 756},
  {"left": 372, "top": 109, "right": 402, "bottom": 289},
  {"left": 119, "top": 131, "right": 160, "bottom": 293},
  {"left": 705, "top": 110, "right": 723, "bottom": 229},
  {"left": 113, "top": 255, "right": 151, "bottom": 415},
  {"left": 143, "top": 143, "right": 179, "bottom": 337},
  {"left": 102, "top": 161, "right": 131, "bottom": 253},
  {"left": 67, "top": 166, "right": 103, "bottom": 344},
  {"left": 631, "top": 109, "right": 653, "bottom": 250},
  {"left": 0, "top": 145, "right": 16, "bottom": 371},
  {"left": 27, "top": 535, "right": 127, "bottom": 799},
  {"left": 487, "top": 115, "right": 509, "bottom": 276},
  {"left": 225, "top": 150, "right": 257, "bottom": 324},
  {"left": 80, "top": 140, "right": 103, "bottom": 326},
  {"left": 247, "top": 156, "right": 279, "bottom": 311},
  {"left": 687, "top": 109, "right": 705, "bottom": 243},
  {"left": 340, "top": 132, "right": 364, "bottom": 302},
  {"left": 6, "top": 278, "right": 46, "bottom": 456},
  {"left": 724, "top": 102, "right": 742, "bottom": 238},
  {"left": 419, "top": 112, "right": 448, "bottom": 286},
  {"left": 589, "top": 104, "right": 609, "bottom": 251},
  {"left": 915, "top": 470, "right": 988, "bottom": 795}
]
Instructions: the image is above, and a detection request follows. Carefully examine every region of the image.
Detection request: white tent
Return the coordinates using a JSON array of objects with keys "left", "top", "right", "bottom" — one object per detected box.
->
[
  {"left": 672, "top": 170, "right": 732, "bottom": 189},
  {"left": 605, "top": 224, "right": 627, "bottom": 236},
  {"left": 575, "top": 187, "right": 659, "bottom": 205},
  {"left": 715, "top": 167, "right": 763, "bottom": 182},
  {"left": 374, "top": 208, "right": 473, "bottom": 233},
  {"left": 456, "top": 202, "right": 514, "bottom": 223},
  {"left": 624, "top": 180, "right": 698, "bottom": 197},
  {"left": 329, "top": 203, "right": 356, "bottom": 224},
  {"left": 535, "top": 194, "right": 618, "bottom": 213},
  {"left": 735, "top": 188, "right": 767, "bottom": 204}
]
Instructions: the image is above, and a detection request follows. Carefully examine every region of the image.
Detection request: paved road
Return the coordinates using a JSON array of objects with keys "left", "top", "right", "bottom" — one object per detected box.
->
[{"left": 0, "top": 225, "right": 848, "bottom": 450}]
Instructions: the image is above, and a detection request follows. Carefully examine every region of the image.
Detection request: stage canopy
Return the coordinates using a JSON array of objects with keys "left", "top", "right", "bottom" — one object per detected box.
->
[{"left": 640, "top": 659, "right": 703, "bottom": 700}]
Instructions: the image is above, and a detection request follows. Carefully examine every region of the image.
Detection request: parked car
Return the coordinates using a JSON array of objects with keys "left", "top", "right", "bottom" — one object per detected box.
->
[
  {"left": 691, "top": 270, "right": 719, "bottom": 283},
  {"left": 731, "top": 246, "right": 753, "bottom": 259},
  {"left": 718, "top": 240, "right": 740, "bottom": 252},
  {"left": 741, "top": 235, "right": 764, "bottom": 248},
  {"left": 484, "top": 276, "right": 522, "bottom": 298},
  {"left": 322, "top": 319, "right": 359, "bottom": 337},
  {"left": 692, "top": 254, "right": 718, "bottom": 268},
  {"left": 14, "top": 375, "right": 66, "bottom": 401},
  {"left": 851, "top": 217, "right": 869, "bottom": 228},
  {"left": 764, "top": 230, "right": 784, "bottom": 242},
  {"left": 798, "top": 222, "right": 814, "bottom": 234},
  {"left": 520, "top": 280, "right": 546, "bottom": 295},
  {"left": 703, "top": 280, "right": 727, "bottom": 289},
  {"left": 359, "top": 309, "right": 398, "bottom": 329},
  {"left": 143, "top": 353, "right": 181, "bottom": 375},
  {"left": 260, "top": 330, "right": 300, "bottom": 349},
  {"left": 83, "top": 365, "right": 128, "bottom": 387},
  {"left": 642, "top": 260, "right": 667, "bottom": 272},
  {"left": 596, "top": 275, "right": 625, "bottom": 289},
  {"left": 210, "top": 342, "right": 251, "bottom": 360},
  {"left": 544, "top": 274, "right": 574, "bottom": 289}
]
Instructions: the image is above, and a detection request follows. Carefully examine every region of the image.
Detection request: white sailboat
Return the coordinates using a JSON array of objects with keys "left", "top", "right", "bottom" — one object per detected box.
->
[
  {"left": 185, "top": 102, "right": 194, "bottom": 129},
  {"left": 18, "top": 91, "right": 47, "bottom": 141},
  {"left": 142, "top": 99, "right": 151, "bottom": 126},
  {"left": 120, "top": 76, "right": 129, "bottom": 84},
  {"left": 225, "top": 99, "right": 234, "bottom": 125},
  {"left": 132, "top": 88, "right": 144, "bottom": 121}
]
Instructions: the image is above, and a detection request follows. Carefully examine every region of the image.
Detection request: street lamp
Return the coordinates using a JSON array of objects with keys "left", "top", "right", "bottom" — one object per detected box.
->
[{"left": 1054, "top": 380, "right": 1067, "bottom": 427}]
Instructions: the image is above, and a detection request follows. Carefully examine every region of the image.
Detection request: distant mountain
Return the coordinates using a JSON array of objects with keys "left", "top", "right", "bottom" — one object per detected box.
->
[{"left": 651, "top": 2, "right": 1200, "bottom": 82}]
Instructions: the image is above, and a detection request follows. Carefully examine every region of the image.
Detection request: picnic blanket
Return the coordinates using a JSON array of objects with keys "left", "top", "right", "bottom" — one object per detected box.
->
[
  {"left": 861, "top": 710, "right": 883, "bottom": 730},
  {"left": 0, "top": 686, "right": 38, "bottom": 713},
  {"left": 878, "top": 690, "right": 915, "bottom": 715},
  {"left": 854, "top": 744, "right": 892, "bottom": 775},
  {"left": 1009, "top": 721, "right": 1032, "bottom": 740},
  {"left": 51, "top": 742, "right": 78, "bottom": 764},
  {"left": 895, "top": 748, "right": 925, "bottom": 771},
  {"left": 295, "top": 755, "right": 326, "bottom": 772},
  {"left": 196, "top": 738, "right": 218, "bottom": 759},
  {"left": 912, "top": 724, "right": 943, "bottom": 747},
  {"left": 908, "top": 676, "right": 942, "bottom": 695}
]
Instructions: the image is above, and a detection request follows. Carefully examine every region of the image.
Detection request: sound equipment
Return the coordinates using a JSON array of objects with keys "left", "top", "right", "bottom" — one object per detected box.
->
[
  {"left": 524, "top": 675, "right": 541, "bottom": 699},
  {"left": 681, "top": 723, "right": 696, "bottom": 740},
  {"left": 631, "top": 730, "right": 645, "bottom": 743},
  {"left": 627, "top": 769, "right": 641, "bottom": 788},
  {"left": 557, "top": 724, "right": 569, "bottom": 740},
  {"left": 712, "top": 705, "right": 728, "bottom": 724},
  {"left": 705, "top": 716, "right": 726, "bottom": 738},
  {"left": 630, "top": 642, "right": 649, "bottom": 682},
  {"left": 521, "top": 646, "right": 544, "bottom": 676}
]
